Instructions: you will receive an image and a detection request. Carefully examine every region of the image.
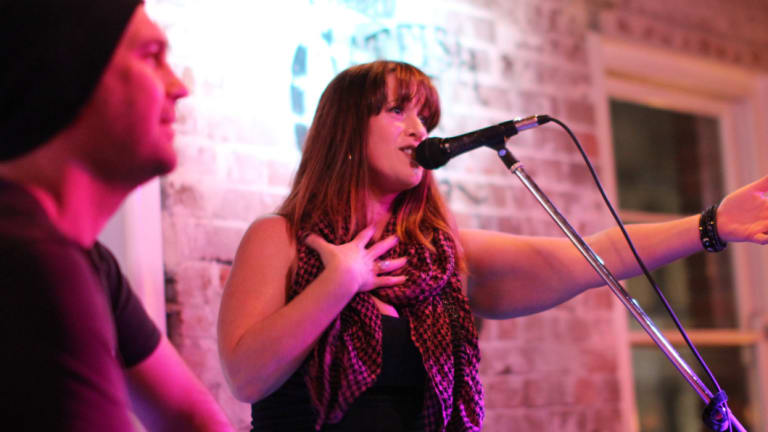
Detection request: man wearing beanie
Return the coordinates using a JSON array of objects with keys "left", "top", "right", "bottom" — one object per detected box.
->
[{"left": 0, "top": 1, "right": 233, "bottom": 430}]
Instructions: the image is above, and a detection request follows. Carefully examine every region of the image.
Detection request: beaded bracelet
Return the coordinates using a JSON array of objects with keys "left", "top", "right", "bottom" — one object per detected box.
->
[{"left": 699, "top": 204, "right": 727, "bottom": 252}]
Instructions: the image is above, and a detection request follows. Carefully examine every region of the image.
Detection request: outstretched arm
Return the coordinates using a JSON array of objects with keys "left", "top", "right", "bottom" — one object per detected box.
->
[
  {"left": 124, "top": 336, "right": 235, "bottom": 432},
  {"left": 462, "top": 174, "right": 768, "bottom": 319}
]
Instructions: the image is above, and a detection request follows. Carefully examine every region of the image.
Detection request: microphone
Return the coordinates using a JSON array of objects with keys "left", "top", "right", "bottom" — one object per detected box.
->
[{"left": 414, "top": 114, "right": 551, "bottom": 169}]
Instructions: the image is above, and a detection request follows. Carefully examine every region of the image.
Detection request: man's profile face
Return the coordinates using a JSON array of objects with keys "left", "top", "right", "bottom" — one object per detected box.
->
[{"left": 75, "top": 5, "right": 188, "bottom": 186}]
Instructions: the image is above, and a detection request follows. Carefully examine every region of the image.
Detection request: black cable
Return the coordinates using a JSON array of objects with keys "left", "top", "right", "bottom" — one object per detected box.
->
[{"left": 541, "top": 115, "right": 732, "bottom": 430}]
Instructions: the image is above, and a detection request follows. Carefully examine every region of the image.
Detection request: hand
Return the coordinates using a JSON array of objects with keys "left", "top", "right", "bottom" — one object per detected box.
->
[
  {"left": 717, "top": 175, "right": 768, "bottom": 244},
  {"left": 305, "top": 225, "right": 408, "bottom": 294}
]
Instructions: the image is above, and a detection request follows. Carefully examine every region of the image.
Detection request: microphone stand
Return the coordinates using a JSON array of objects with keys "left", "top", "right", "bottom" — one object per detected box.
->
[{"left": 490, "top": 138, "right": 747, "bottom": 431}]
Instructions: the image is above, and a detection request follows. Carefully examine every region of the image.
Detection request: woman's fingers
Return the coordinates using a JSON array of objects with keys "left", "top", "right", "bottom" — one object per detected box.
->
[
  {"left": 360, "top": 275, "right": 407, "bottom": 291},
  {"left": 376, "top": 256, "right": 408, "bottom": 274},
  {"left": 366, "top": 234, "right": 399, "bottom": 258},
  {"left": 304, "top": 227, "right": 408, "bottom": 292},
  {"left": 353, "top": 225, "right": 376, "bottom": 246},
  {"left": 750, "top": 174, "right": 768, "bottom": 192},
  {"left": 304, "top": 233, "right": 330, "bottom": 252}
]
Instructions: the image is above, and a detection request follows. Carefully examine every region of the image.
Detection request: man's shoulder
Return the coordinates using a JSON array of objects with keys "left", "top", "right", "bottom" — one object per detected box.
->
[
  {"left": 0, "top": 234, "right": 133, "bottom": 431},
  {"left": 0, "top": 178, "right": 73, "bottom": 246},
  {"left": 0, "top": 228, "right": 89, "bottom": 279},
  {"left": 0, "top": 224, "right": 102, "bottom": 323}
]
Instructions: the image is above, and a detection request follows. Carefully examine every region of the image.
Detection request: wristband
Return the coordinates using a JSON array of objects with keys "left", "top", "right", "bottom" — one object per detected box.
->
[{"left": 699, "top": 204, "right": 727, "bottom": 253}]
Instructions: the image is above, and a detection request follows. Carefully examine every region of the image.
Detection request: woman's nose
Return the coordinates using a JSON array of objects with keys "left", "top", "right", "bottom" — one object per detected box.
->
[{"left": 406, "top": 113, "right": 427, "bottom": 141}]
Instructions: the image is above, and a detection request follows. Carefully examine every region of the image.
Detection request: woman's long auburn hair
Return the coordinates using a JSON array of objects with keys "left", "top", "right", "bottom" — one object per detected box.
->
[{"left": 278, "top": 60, "right": 456, "bottom": 252}]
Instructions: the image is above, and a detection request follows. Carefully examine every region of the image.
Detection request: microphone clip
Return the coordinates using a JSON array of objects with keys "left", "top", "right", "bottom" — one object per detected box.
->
[{"left": 702, "top": 390, "right": 730, "bottom": 431}]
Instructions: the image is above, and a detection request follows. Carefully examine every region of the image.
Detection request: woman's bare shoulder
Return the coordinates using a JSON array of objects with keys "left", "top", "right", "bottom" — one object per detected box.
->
[
  {"left": 242, "top": 215, "right": 294, "bottom": 245},
  {"left": 233, "top": 214, "right": 297, "bottom": 268}
]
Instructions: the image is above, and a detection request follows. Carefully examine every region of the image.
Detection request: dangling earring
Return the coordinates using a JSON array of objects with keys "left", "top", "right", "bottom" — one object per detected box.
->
[{"left": 347, "top": 153, "right": 352, "bottom": 161}]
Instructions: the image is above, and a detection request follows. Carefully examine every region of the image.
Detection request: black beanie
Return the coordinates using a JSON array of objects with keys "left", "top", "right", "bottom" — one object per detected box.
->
[{"left": 0, "top": 0, "right": 142, "bottom": 161}]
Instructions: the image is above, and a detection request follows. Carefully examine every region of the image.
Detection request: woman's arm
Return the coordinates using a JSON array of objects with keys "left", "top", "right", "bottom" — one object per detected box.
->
[
  {"left": 461, "top": 215, "right": 699, "bottom": 318},
  {"left": 217, "top": 216, "right": 405, "bottom": 403},
  {"left": 463, "top": 175, "right": 768, "bottom": 319}
]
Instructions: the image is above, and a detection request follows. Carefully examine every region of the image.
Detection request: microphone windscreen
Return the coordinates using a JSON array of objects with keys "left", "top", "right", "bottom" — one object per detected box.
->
[{"left": 414, "top": 138, "right": 449, "bottom": 170}]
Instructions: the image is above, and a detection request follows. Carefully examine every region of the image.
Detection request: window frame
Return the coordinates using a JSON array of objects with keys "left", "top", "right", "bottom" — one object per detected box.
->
[{"left": 589, "top": 34, "right": 768, "bottom": 432}]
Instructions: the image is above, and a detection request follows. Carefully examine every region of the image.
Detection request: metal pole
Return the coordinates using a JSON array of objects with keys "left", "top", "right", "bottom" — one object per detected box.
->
[{"left": 496, "top": 147, "right": 746, "bottom": 431}]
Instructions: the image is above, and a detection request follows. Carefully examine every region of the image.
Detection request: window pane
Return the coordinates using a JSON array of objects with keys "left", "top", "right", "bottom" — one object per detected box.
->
[
  {"left": 610, "top": 99, "right": 738, "bottom": 329},
  {"left": 632, "top": 346, "right": 757, "bottom": 432},
  {"left": 610, "top": 100, "right": 724, "bottom": 214},
  {"left": 625, "top": 250, "right": 736, "bottom": 329}
]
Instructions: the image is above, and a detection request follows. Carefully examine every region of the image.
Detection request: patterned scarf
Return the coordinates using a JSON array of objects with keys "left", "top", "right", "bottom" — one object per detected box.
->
[{"left": 288, "top": 217, "right": 484, "bottom": 431}]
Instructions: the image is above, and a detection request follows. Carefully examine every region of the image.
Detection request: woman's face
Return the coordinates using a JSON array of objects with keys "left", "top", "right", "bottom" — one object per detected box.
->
[{"left": 365, "top": 75, "right": 428, "bottom": 198}]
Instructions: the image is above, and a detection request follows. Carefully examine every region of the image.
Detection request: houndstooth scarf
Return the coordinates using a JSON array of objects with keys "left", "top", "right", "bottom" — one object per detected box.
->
[{"left": 288, "top": 217, "right": 484, "bottom": 431}]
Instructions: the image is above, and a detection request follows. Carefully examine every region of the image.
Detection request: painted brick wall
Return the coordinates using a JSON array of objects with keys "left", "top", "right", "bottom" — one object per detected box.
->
[
  {"left": 592, "top": 0, "right": 768, "bottom": 72},
  {"left": 145, "top": 0, "right": 768, "bottom": 430}
]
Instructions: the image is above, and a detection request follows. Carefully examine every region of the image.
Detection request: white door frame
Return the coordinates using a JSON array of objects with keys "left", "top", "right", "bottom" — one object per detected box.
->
[{"left": 99, "top": 178, "right": 167, "bottom": 334}]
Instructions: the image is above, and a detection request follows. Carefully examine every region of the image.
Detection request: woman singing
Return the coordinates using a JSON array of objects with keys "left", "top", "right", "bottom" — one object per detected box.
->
[{"left": 217, "top": 60, "right": 768, "bottom": 432}]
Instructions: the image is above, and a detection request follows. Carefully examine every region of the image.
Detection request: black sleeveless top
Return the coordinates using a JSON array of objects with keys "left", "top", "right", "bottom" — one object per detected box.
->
[{"left": 251, "top": 314, "right": 427, "bottom": 431}]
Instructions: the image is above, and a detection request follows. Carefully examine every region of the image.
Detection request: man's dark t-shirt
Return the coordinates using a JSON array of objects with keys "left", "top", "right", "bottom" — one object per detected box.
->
[
  {"left": 87, "top": 242, "right": 161, "bottom": 368},
  {"left": 0, "top": 178, "right": 161, "bottom": 429}
]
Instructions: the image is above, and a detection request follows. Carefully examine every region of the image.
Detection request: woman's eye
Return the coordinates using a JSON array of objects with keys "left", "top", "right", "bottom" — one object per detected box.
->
[{"left": 388, "top": 106, "right": 404, "bottom": 115}]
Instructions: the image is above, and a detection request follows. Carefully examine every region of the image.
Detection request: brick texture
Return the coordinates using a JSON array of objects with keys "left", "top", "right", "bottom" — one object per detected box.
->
[{"left": 144, "top": 0, "right": 768, "bottom": 429}]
